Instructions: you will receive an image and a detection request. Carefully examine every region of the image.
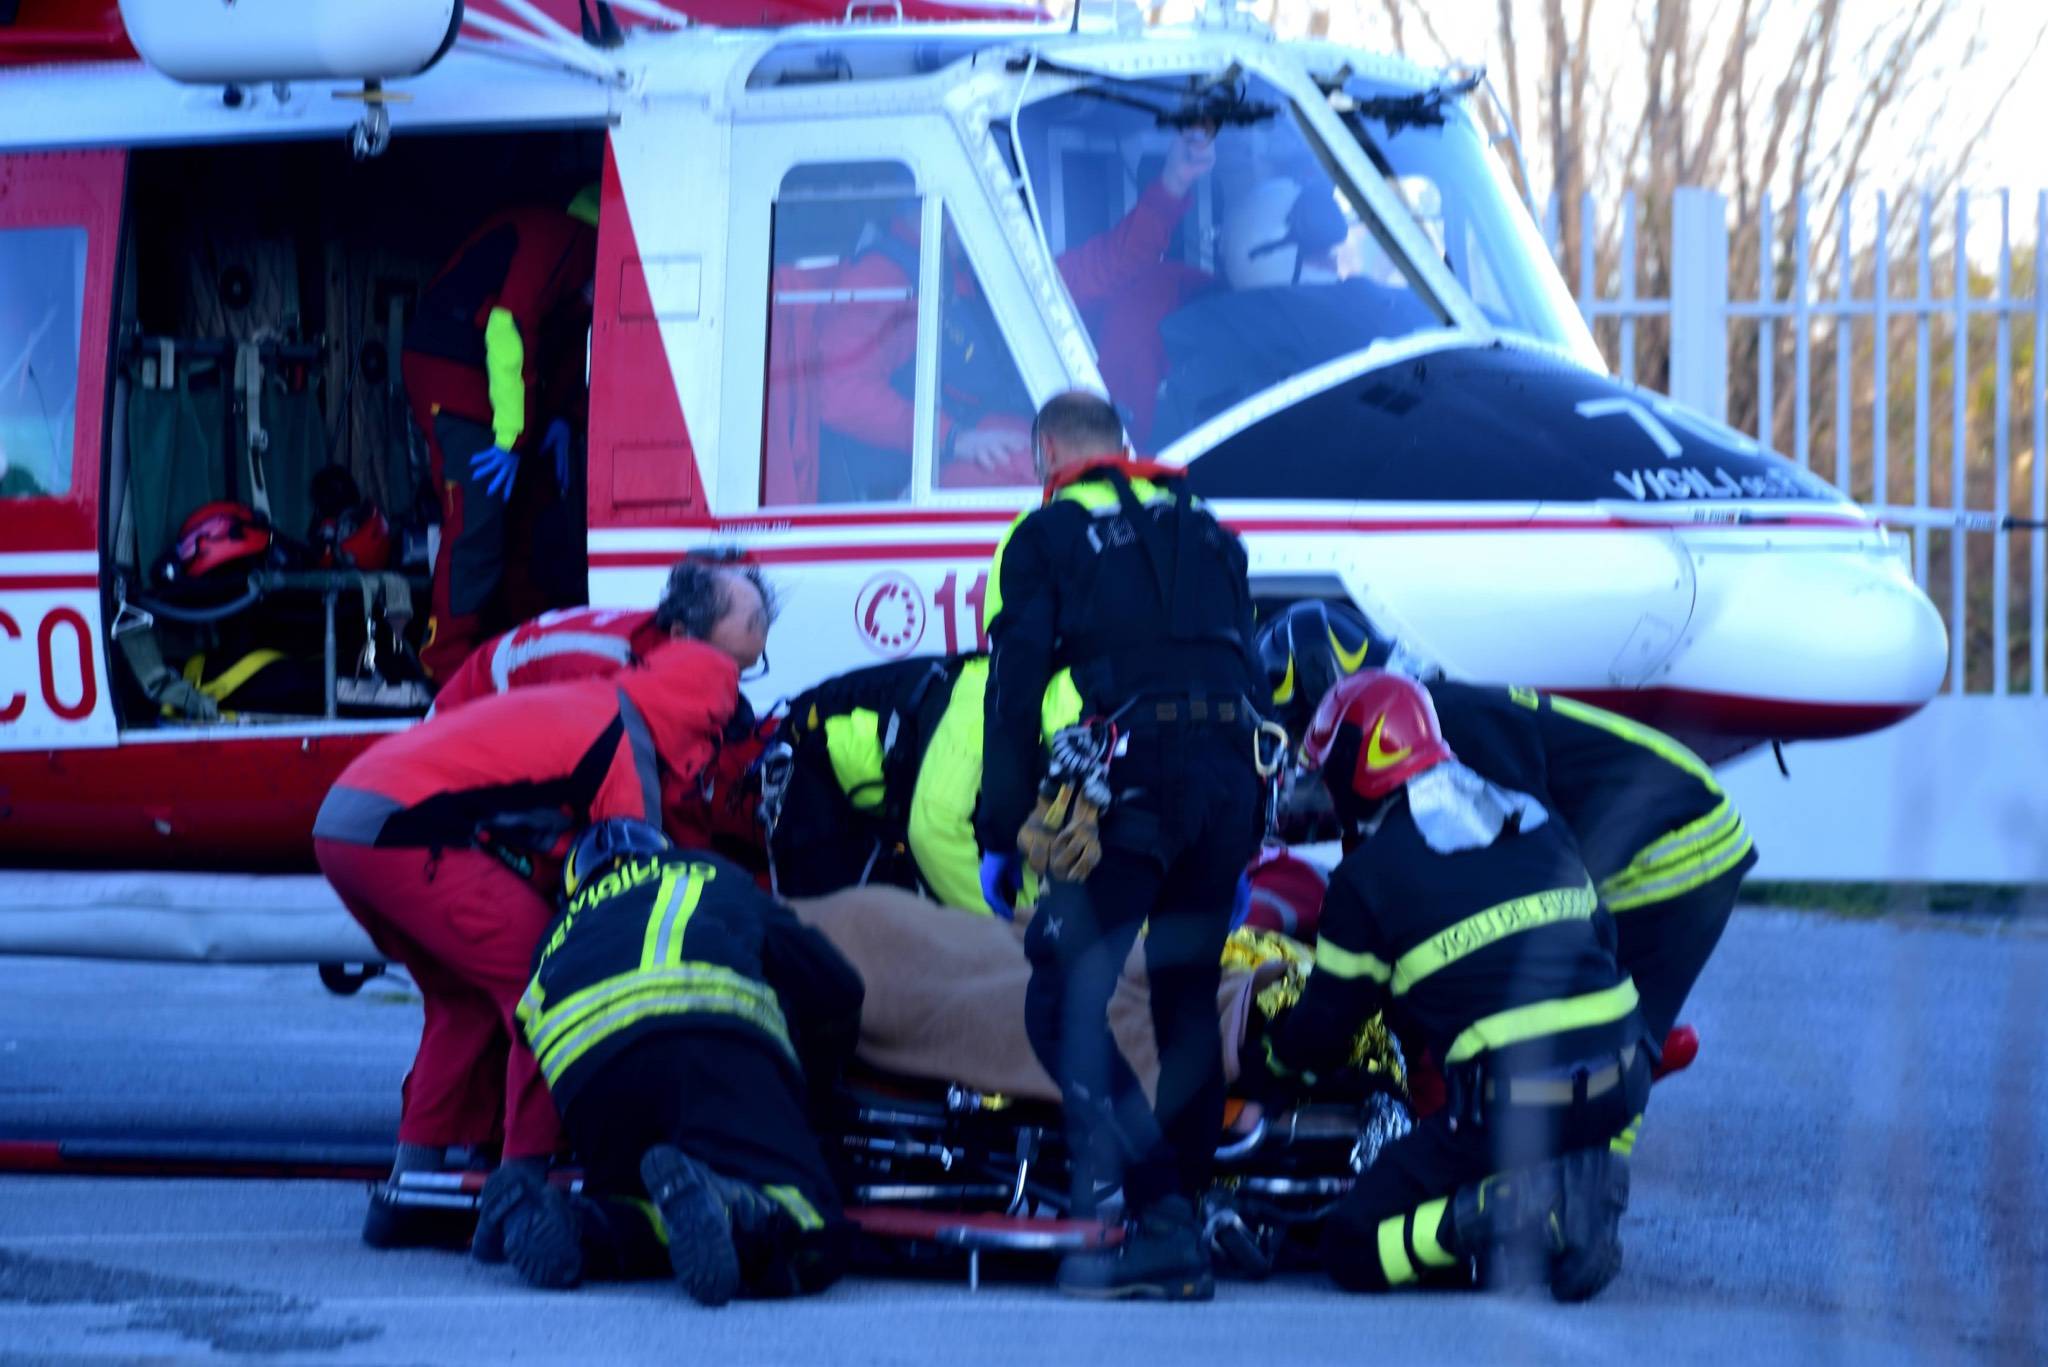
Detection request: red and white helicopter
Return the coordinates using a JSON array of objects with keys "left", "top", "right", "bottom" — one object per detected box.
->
[{"left": 0, "top": 0, "right": 1944, "bottom": 959}]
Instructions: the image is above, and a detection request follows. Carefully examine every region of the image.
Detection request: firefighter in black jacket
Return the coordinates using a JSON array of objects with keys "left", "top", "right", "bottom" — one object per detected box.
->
[
  {"left": 1253, "top": 670, "right": 1649, "bottom": 1301},
  {"left": 979, "top": 391, "right": 1267, "bottom": 1301},
  {"left": 1258, "top": 600, "right": 1754, "bottom": 1042},
  {"left": 485, "top": 819, "right": 863, "bottom": 1305}
]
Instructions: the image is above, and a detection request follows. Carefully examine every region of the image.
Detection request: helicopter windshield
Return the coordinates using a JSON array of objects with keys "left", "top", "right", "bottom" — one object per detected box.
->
[
  {"left": 1341, "top": 82, "right": 1602, "bottom": 367},
  {"left": 1007, "top": 71, "right": 1450, "bottom": 451}
]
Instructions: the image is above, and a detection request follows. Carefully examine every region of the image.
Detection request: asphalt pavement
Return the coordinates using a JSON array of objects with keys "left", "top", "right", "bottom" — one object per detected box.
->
[{"left": 2, "top": 907, "right": 2044, "bottom": 1365}]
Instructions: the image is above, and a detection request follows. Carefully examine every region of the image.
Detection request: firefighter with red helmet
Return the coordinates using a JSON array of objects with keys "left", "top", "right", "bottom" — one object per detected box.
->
[
  {"left": 402, "top": 187, "right": 600, "bottom": 680},
  {"left": 1256, "top": 599, "right": 1752, "bottom": 1046},
  {"left": 1249, "top": 669, "right": 1649, "bottom": 1302},
  {"left": 311, "top": 637, "right": 741, "bottom": 1251}
]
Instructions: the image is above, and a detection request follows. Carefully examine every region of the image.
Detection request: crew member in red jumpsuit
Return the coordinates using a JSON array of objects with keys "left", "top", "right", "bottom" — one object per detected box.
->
[
  {"left": 402, "top": 188, "right": 600, "bottom": 680},
  {"left": 312, "top": 637, "right": 739, "bottom": 1249},
  {"left": 812, "top": 131, "right": 1218, "bottom": 492},
  {"left": 429, "top": 552, "right": 774, "bottom": 861}
]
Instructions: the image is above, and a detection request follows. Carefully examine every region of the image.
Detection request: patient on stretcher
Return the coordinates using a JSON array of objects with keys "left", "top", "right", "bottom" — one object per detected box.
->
[{"left": 787, "top": 882, "right": 1403, "bottom": 1109}]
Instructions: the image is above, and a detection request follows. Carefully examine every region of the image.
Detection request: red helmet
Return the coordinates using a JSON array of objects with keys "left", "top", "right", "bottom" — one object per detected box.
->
[
  {"left": 316, "top": 505, "right": 393, "bottom": 571},
  {"left": 172, "top": 501, "right": 271, "bottom": 579},
  {"left": 1300, "top": 669, "right": 1451, "bottom": 800}
]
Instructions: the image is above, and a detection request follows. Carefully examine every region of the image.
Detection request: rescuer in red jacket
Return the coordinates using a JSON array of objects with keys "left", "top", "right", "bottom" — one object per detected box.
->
[
  {"left": 312, "top": 637, "right": 740, "bottom": 1251},
  {"left": 402, "top": 188, "right": 600, "bottom": 680},
  {"left": 430, "top": 552, "right": 775, "bottom": 862}
]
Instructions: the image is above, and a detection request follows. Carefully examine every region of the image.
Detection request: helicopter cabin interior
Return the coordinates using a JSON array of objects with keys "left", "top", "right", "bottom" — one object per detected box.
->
[{"left": 98, "top": 129, "right": 604, "bottom": 731}]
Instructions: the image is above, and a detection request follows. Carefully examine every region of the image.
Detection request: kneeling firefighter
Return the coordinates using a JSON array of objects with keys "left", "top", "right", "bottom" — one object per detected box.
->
[
  {"left": 1249, "top": 670, "right": 1648, "bottom": 1301},
  {"left": 1259, "top": 599, "right": 1754, "bottom": 1044},
  {"left": 979, "top": 391, "right": 1269, "bottom": 1301},
  {"left": 760, "top": 652, "right": 991, "bottom": 913},
  {"left": 488, "top": 818, "right": 864, "bottom": 1303}
]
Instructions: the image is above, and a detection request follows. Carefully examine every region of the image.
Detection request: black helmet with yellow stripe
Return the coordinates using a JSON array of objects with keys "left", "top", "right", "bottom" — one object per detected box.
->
[
  {"left": 564, "top": 817, "right": 673, "bottom": 902},
  {"left": 1255, "top": 599, "right": 1414, "bottom": 739}
]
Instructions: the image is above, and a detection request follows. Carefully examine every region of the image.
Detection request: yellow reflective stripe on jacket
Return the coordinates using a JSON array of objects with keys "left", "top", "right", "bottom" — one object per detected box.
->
[
  {"left": 1606, "top": 799, "right": 1740, "bottom": 889},
  {"left": 524, "top": 963, "right": 781, "bottom": 1059},
  {"left": 524, "top": 965, "right": 793, "bottom": 1089},
  {"left": 536, "top": 986, "right": 794, "bottom": 1090},
  {"left": 1601, "top": 797, "right": 1751, "bottom": 910},
  {"left": 1603, "top": 823, "right": 1753, "bottom": 911},
  {"left": 908, "top": 659, "right": 989, "bottom": 913},
  {"left": 1376, "top": 1215, "right": 1417, "bottom": 1286},
  {"left": 1411, "top": 1197, "right": 1457, "bottom": 1268},
  {"left": 823, "top": 708, "right": 886, "bottom": 812},
  {"left": 638, "top": 864, "right": 715, "bottom": 970},
  {"left": 1444, "top": 979, "right": 1641, "bottom": 1065},
  {"left": 483, "top": 306, "right": 526, "bottom": 450},
  {"left": 1390, "top": 883, "right": 1598, "bottom": 996},
  {"left": 1548, "top": 695, "right": 1719, "bottom": 788},
  {"left": 1314, "top": 937, "right": 1393, "bottom": 984}
]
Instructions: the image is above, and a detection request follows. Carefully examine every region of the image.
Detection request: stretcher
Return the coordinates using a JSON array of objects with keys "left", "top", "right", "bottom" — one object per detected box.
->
[
  {"left": 357, "top": 1063, "right": 1412, "bottom": 1286},
  {"left": 828, "top": 1065, "right": 1411, "bottom": 1282}
]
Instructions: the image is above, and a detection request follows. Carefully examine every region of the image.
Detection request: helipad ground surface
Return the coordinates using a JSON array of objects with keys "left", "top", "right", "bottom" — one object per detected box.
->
[{"left": 2, "top": 907, "right": 2043, "bottom": 1365}]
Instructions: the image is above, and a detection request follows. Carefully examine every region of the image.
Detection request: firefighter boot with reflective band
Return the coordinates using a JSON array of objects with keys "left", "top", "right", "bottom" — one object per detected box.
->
[
  {"left": 640, "top": 1145, "right": 788, "bottom": 1307},
  {"left": 1056, "top": 1195, "right": 1215, "bottom": 1301},
  {"left": 486, "top": 1164, "right": 584, "bottom": 1291},
  {"left": 1548, "top": 1147, "right": 1630, "bottom": 1303},
  {"left": 1443, "top": 1163, "right": 1565, "bottom": 1291}
]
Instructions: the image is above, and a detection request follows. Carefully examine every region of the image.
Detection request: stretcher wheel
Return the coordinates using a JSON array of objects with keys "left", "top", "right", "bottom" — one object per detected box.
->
[{"left": 318, "top": 962, "right": 387, "bottom": 996}]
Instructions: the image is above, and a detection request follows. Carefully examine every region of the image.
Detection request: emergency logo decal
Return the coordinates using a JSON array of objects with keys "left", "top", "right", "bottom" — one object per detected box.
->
[{"left": 855, "top": 572, "right": 927, "bottom": 659}]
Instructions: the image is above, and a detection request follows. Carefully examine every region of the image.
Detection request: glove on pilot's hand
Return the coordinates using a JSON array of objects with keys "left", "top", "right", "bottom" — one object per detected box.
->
[{"left": 470, "top": 444, "right": 520, "bottom": 501}]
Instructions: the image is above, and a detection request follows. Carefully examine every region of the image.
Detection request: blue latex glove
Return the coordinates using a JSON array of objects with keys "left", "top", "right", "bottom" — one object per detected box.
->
[
  {"left": 980, "top": 853, "right": 1022, "bottom": 920},
  {"left": 1228, "top": 871, "right": 1253, "bottom": 932},
  {"left": 470, "top": 443, "right": 520, "bottom": 501},
  {"left": 542, "top": 419, "right": 573, "bottom": 495}
]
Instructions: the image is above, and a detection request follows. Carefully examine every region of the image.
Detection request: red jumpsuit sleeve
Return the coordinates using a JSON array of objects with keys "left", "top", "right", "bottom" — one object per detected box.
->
[
  {"left": 1055, "top": 180, "right": 1195, "bottom": 307},
  {"left": 812, "top": 253, "right": 950, "bottom": 452}
]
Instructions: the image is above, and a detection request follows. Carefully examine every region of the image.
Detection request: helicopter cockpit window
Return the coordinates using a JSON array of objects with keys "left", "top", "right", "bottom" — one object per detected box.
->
[
  {"left": 931, "top": 210, "right": 1035, "bottom": 490},
  {"left": 1008, "top": 72, "right": 1447, "bottom": 451},
  {"left": 1342, "top": 85, "right": 1601, "bottom": 366},
  {"left": 0, "top": 226, "right": 85, "bottom": 497},
  {"left": 762, "top": 160, "right": 923, "bottom": 506}
]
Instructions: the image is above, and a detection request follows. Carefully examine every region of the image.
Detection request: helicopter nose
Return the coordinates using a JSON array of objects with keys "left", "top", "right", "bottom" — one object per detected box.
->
[{"left": 1670, "top": 533, "right": 1949, "bottom": 739}]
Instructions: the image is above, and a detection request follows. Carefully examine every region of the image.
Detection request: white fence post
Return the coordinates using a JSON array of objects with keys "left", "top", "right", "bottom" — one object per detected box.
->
[{"left": 1669, "top": 188, "right": 1729, "bottom": 420}]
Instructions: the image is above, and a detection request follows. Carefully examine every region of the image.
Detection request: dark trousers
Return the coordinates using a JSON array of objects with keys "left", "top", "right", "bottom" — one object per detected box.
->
[
  {"left": 1614, "top": 861, "right": 1747, "bottom": 1042},
  {"left": 1323, "top": 1050, "right": 1651, "bottom": 1292},
  {"left": 561, "top": 1031, "right": 845, "bottom": 1296},
  {"left": 422, "top": 412, "right": 502, "bottom": 680},
  {"left": 1023, "top": 727, "right": 1262, "bottom": 1212}
]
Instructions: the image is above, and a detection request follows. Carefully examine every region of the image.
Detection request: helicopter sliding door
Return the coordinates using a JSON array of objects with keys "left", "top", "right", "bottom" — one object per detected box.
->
[{"left": 0, "top": 149, "right": 123, "bottom": 753}]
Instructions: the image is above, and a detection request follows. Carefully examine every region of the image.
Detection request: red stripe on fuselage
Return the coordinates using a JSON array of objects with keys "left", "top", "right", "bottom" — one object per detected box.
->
[
  {"left": 0, "top": 573, "right": 98, "bottom": 590},
  {"left": 586, "top": 512, "right": 1878, "bottom": 569}
]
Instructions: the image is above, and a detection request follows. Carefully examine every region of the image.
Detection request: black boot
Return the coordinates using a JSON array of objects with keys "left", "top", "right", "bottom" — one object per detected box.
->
[
  {"left": 1548, "top": 1147, "right": 1629, "bottom": 1303},
  {"left": 482, "top": 1163, "right": 584, "bottom": 1290},
  {"left": 361, "top": 1145, "right": 475, "bottom": 1252},
  {"left": 1443, "top": 1163, "right": 1564, "bottom": 1292},
  {"left": 471, "top": 1157, "right": 548, "bottom": 1265},
  {"left": 1056, "top": 1195, "right": 1215, "bottom": 1302},
  {"left": 639, "top": 1145, "right": 789, "bottom": 1307}
]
